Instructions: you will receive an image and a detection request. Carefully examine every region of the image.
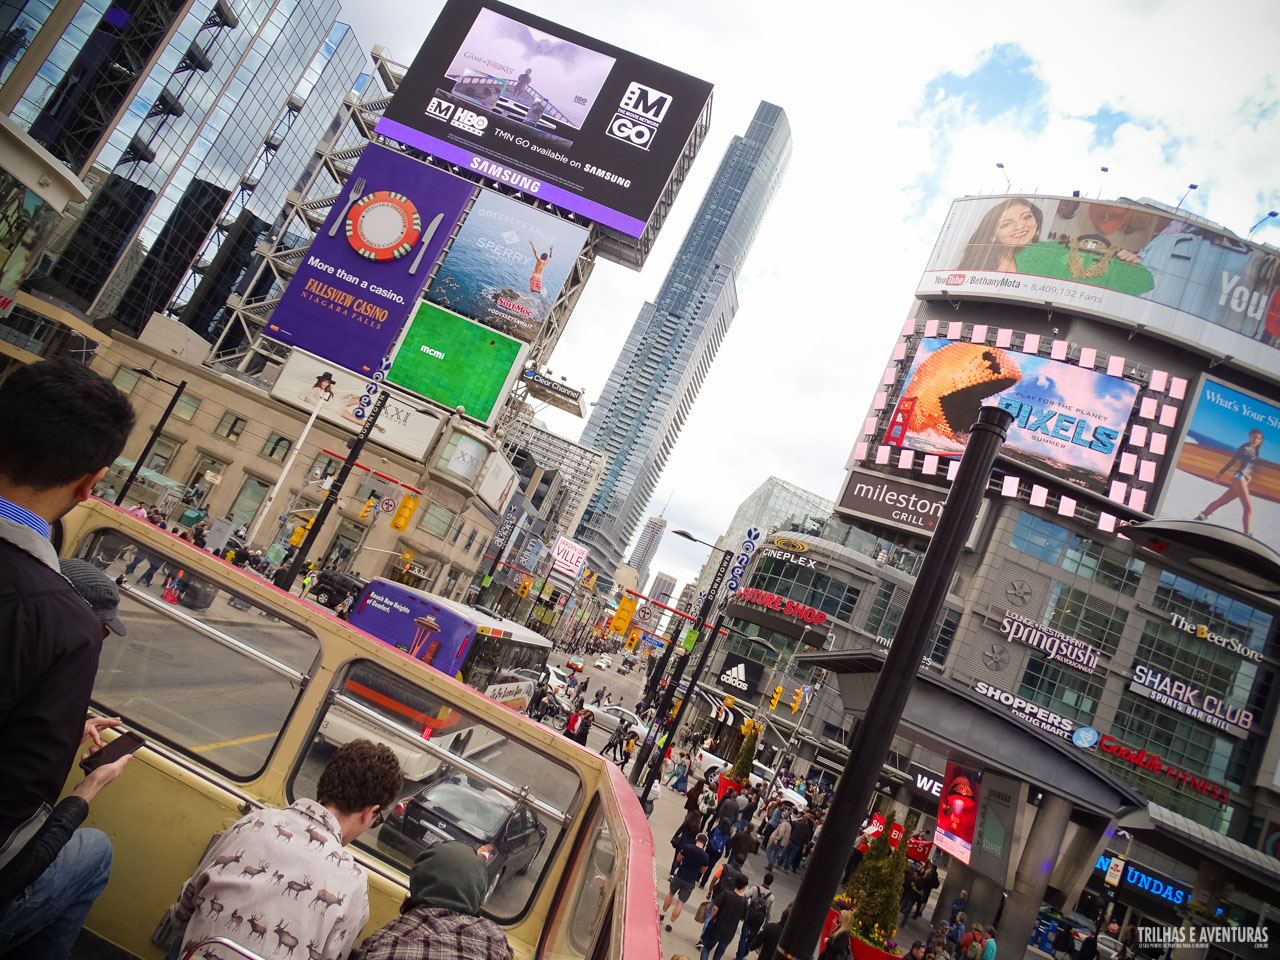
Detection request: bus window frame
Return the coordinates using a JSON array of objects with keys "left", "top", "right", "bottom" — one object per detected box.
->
[
  {"left": 536, "top": 794, "right": 620, "bottom": 960},
  {"left": 77, "top": 527, "right": 322, "bottom": 783}
]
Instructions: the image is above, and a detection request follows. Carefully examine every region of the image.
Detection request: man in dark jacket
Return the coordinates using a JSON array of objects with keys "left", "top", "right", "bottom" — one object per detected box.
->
[
  {"left": 0, "top": 359, "right": 136, "bottom": 955},
  {"left": 751, "top": 904, "right": 789, "bottom": 960}
]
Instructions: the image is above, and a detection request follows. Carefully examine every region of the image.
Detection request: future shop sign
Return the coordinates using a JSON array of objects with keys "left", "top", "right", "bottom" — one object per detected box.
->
[{"left": 734, "top": 587, "right": 828, "bottom": 625}]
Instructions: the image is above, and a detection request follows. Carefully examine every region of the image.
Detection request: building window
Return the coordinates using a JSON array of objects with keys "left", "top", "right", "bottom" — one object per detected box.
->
[
  {"left": 310, "top": 453, "right": 341, "bottom": 480},
  {"left": 172, "top": 394, "right": 201, "bottom": 422},
  {"left": 1010, "top": 511, "right": 1069, "bottom": 564},
  {"left": 214, "top": 412, "right": 247, "bottom": 441},
  {"left": 1153, "top": 571, "right": 1273, "bottom": 658},
  {"left": 864, "top": 580, "right": 955, "bottom": 665},
  {"left": 143, "top": 435, "right": 180, "bottom": 474},
  {"left": 185, "top": 454, "right": 227, "bottom": 503},
  {"left": 1017, "top": 657, "right": 1104, "bottom": 723},
  {"left": 465, "top": 529, "right": 476, "bottom": 552},
  {"left": 1062, "top": 535, "right": 1145, "bottom": 597},
  {"left": 752, "top": 556, "right": 860, "bottom": 623},
  {"left": 260, "top": 433, "right": 292, "bottom": 463},
  {"left": 1044, "top": 582, "right": 1128, "bottom": 656},
  {"left": 111, "top": 366, "right": 140, "bottom": 393},
  {"left": 228, "top": 476, "right": 270, "bottom": 527},
  {"left": 418, "top": 503, "right": 454, "bottom": 538}
]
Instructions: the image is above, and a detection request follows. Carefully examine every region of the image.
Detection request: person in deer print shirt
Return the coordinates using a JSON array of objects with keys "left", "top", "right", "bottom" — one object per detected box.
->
[{"left": 166, "top": 740, "right": 403, "bottom": 959}]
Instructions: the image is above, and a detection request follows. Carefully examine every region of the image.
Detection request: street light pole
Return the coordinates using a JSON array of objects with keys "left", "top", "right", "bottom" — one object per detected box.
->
[
  {"left": 116, "top": 374, "right": 187, "bottom": 507},
  {"left": 247, "top": 390, "right": 329, "bottom": 547},
  {"left": 770, "top": 405, "right": 1013, "bottom": 960},
  {"left": 630, "top": 541, "right": 733, "bottom": 784}
]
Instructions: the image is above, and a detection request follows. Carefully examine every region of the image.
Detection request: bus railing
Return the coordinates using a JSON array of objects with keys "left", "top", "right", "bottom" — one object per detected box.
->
[
  {"left": 117, "top": 580, "right": 309, "bottom": 684},
  {"left": 332, "top": 693, "right": 575, "bottom": 828}
]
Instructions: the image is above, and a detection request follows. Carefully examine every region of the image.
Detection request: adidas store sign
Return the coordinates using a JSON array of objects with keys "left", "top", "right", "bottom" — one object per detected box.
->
[{"left": 720, "top": 662, "right": 751, "bottom": 691}]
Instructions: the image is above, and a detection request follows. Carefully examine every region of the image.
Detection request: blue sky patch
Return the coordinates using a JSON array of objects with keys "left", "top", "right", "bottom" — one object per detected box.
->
[{"left": 922, "top": 43, "right": 1048, "bottom": 132}]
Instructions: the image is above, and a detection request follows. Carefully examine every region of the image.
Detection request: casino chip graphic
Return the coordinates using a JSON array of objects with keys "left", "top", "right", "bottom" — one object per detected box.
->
[{"left": 346, "top": 190, "right": 422, "bottom": 261}]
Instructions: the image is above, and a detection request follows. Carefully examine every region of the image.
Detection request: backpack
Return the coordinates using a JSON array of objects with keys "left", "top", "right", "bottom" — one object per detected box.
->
[
  {"left": 966, "top": 939, "right": 984, "bottom": 960},
  {"left": 698, "top": 790, "right": 717, "bottom": 815},
  {"left": 745, "top": 885, "right": 773, "bottom": 928},
  {"left": 708, "top": 827, "right": 729, "bottom": 853}
]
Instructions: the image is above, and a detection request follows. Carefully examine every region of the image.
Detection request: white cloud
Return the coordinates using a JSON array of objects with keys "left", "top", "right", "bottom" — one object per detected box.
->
[{"left": 344, "top": 0, "right": 1280, "bottom": 590}]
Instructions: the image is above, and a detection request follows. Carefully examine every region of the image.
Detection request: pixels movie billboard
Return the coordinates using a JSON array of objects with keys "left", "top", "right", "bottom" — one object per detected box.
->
[
  {"left": 916, "top": 197, "right": 1280, "bottom": 376},
  {"left": 885, "top": 339, "right": 1139, "bottom": 492},
  {"left": 376, "top": 0, "right": 713, "bottom": 238},
  {"left": 266, "top": 144, "right": 473, "bottom": 375},
  {"left": 1158, "top": 377, "right": 1279, "bottom": 544},
  {"left": 426, "top": 189, "right": 588, "bottom": 341},
  {"left": 387, "top": 302, "right": 527, "bottom": 425}
]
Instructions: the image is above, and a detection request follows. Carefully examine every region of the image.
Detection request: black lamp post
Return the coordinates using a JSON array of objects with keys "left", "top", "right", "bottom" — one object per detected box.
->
[
  {"left": 115, "top": 370, "right": 187, "bottom": 507},
  {"left": 770, "top": 405, "right": 1014, "bottom": 960}
]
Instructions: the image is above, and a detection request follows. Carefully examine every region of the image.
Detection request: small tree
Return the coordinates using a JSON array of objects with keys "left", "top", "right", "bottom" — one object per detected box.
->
[
  {"left": 844, "top": 811, "right": 916, "bottom": 952},
  {"left": 731, "top": 728, "right": 759, "bottom": 783}
]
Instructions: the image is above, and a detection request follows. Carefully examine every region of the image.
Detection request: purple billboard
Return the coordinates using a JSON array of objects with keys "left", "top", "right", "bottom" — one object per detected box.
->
[{"left": 265, "top": 143, "right": 474, "bottom": 374}]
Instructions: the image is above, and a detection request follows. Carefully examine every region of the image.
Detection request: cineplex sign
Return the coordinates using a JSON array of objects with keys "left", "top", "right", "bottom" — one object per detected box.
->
[{"left": 1000, "top": 610, "right": 1100, "bottom": 673}]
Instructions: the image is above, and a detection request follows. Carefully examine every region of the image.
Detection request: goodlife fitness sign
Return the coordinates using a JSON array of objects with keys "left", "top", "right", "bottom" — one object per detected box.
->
[
  {"left": 1098, "top": 734, "right": 1231, "bottom": 803},
  {"left": 1000, "top": 611, "right": 1100, "bottom": 673}
]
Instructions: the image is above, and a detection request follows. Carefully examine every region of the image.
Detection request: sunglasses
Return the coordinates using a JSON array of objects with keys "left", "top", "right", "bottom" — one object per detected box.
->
[{"left": 372, "top": 808, "right": 386, "bottom": 828}]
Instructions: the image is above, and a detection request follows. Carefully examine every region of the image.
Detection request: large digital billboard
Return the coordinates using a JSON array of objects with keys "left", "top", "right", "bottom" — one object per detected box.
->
[
  {"left": 376, "top": 0, "right": 713, "bottom": 238},
  {"left": 916, "top": 197, "right": 1280, "bottom": 371},
  {"left": 1158, "top": 377, "right": 1278, "bottom": 544},
  {"left": 270, "top": 349, "right": 442, "bottom": 460},
  {"left": 426, "top": 189, "right": 588, "bottom": 341},
  {"left": 934, "top": 763, "right": 982, "bottom": 865},
  {"left": 266, "top": 144, "right": 474, "bottom": 374},
  {"left": 387, "top": 302, "right": 527, "bottom": 425},
  {"left": 885, "top": 339, "right": 1139, "bottom": 492}
]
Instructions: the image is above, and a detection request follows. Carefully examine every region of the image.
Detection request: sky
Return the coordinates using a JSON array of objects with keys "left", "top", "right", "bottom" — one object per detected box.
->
[{"left": 342, "top": 0, "right": 1280, "bottom": 595}]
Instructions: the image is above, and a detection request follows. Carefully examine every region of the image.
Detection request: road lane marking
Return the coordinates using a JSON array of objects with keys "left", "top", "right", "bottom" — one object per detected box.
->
[{"left": 193, "top": 731, "right": 276, "bottom": 753}]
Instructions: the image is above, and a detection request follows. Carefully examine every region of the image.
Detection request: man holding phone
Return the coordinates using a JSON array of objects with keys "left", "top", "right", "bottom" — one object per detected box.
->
[{"left": 0, "top": 359, "right": 137, "bottom": 958}]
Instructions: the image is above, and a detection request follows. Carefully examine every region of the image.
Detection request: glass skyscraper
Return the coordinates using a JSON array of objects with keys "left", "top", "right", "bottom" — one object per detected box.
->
[
  {"left": 575, "top": 101, "right": 792, "bottom": 582},
  {"left": 1, "top": 0, "right": 364, "bottom": 352}
]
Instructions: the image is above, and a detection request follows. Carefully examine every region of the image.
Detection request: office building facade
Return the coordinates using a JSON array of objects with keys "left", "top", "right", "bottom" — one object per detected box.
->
[
  {"left": 0, "top": 0, "right": 364, "bottom": 360},
  {"left": 575, "top": 102, "right": 792, "bottom": 581}
]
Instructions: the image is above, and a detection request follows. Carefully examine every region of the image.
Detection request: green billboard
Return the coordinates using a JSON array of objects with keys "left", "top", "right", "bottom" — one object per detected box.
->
[{"left": 388, "top": 303, "right": 526, "bottom": 424}]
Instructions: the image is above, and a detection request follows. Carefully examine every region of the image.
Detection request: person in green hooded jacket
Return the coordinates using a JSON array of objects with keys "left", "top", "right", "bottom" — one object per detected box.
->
[{"left": 355, "top": 840, "right": 513, "bottom": 959}]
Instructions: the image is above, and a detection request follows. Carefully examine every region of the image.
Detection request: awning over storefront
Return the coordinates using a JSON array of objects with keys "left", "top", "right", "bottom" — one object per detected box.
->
[
  {"left": 107, "top": 457, "right": 186, "bottom": 491},
  {"left": 1119, "top": 802, "right": 1280, "bottom": 894},
  {"left": 698, "top": 689, "right": 734, "bottom": 725}
]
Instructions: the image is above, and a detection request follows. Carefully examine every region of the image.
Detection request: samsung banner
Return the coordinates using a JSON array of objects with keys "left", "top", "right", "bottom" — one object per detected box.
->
[
  {"left": 916, "top": 196, "right": 1280, "bottom": 378},
  {"left": 265, "top": 144, "right": 473, "bottom": 374},
  {"left": 886, "top": 339, "right": 1139, "bottom": 492},
  {"left": 376, "top": 0, "right": 713, "bottom": 238}
]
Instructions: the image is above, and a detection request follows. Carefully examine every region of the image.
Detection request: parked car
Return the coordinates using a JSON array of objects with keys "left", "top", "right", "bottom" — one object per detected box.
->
[
  {"left": 586, "top": 704, "right": 647, "bottom": 740},
  {"left": 690, "top": 747, "right": 807, "bottom": 809},
  {"left": 565, "top": 655, "right": 585, "bottom": 672},
  {"left": 379, "top": 774, "right": 546, "bottom": 897},
  {"left": 309, "top": 568, "right": 368, "bottom": 608},
  {"left": 1035, "top": 905, "right": 1096, "bottom": 950}
]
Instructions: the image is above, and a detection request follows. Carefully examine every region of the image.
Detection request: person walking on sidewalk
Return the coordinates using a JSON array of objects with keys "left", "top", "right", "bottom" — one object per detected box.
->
[
  {"left": 701, "top": 875, "right": 749, "bottom": 960},
  {"left": 660, "top": 833, "right": 709, "bottom": 931},
  {"left": 734, "top": 872, "right": 775, "bottom": 960},
  {"left": 765, "top": 813, "right": 791, "bottom": 869}
]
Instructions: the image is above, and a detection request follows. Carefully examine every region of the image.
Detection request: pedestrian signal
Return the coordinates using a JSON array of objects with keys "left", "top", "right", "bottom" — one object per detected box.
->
[
  {"left": 769, "top": 685, "right": 783, "bottom": 710},
  {"left": 790, "top": 688, "right": 804, "bottom": 712},
  {"left": 390, "top": 495, "right": 419, "bottom": 531},
  {"left": 723, "top": 696, "right": 735, "bottom": 710}
]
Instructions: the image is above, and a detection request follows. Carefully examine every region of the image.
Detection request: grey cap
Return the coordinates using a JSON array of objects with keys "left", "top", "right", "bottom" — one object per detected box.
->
[{"left": 60, "top": 558, "right": 126, "bottom": 635}]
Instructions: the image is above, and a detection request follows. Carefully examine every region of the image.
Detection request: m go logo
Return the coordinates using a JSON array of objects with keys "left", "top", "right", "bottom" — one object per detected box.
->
[{"left": 772, "top": 536, "right": 808, "bottom": 553}]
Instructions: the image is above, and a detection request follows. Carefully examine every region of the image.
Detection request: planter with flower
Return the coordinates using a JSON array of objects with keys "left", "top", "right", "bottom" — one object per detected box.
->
[
  {"left": 716, "top": 728, "right": 759, "bottom": 802},
  {"left": 820, "top": 811, "right": 914, "bottom": 958}
]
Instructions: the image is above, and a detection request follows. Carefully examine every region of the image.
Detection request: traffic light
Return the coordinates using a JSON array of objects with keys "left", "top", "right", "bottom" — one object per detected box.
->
[
  {"left": 790, "top": 688, "right": 804, "bottom": 713},
  {"left": 723, "top": 696, "right": 735, "bottom": 710},
  {"left": 518, "top": 577, "right": 533, "bottom": 597},
  {"left": 389, "top": 495, "right": 419, "bottom": 531},
  {"left": 288, "top": 517, "right": 314, "bottom": 547},
  {"left": 359, "top": 497, "right": 376, "bottom": 520},
  {"left": 626, "top": 630, "right": 640, "bottom": 650},
  {"left": 769, "top": 685, "right": 783, "bottom": 710}
]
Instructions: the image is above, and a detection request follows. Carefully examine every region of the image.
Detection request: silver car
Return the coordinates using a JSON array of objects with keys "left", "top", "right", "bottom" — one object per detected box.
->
[{"left": 587, "top": 703, "right": 648, "bottom": 740}]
